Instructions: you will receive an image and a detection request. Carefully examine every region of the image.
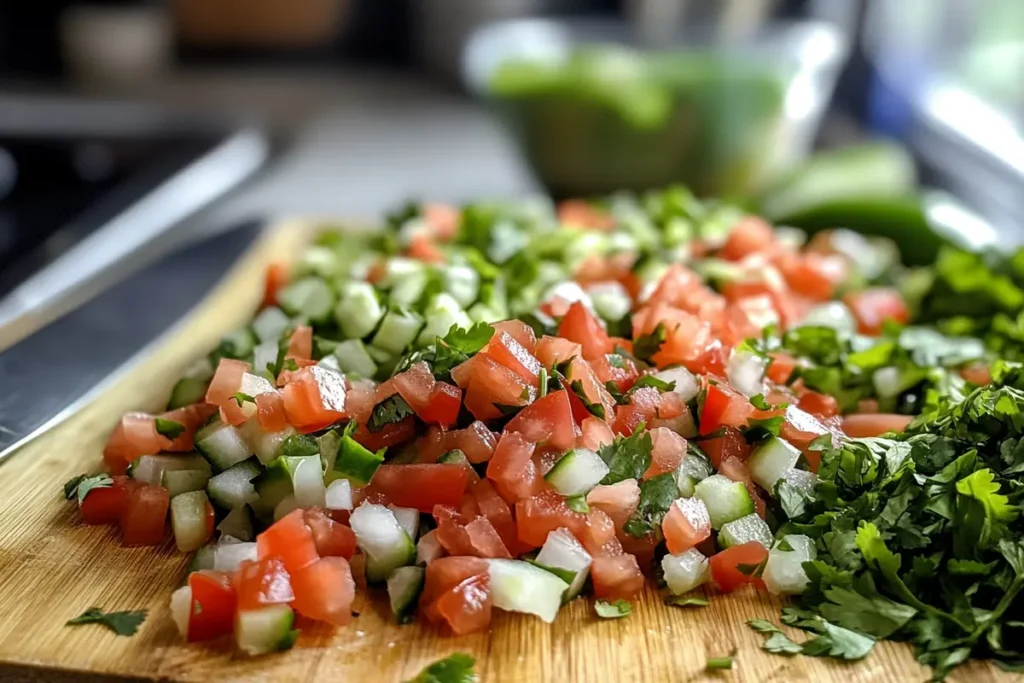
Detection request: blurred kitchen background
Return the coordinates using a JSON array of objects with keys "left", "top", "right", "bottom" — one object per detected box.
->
[{"left": 1, "top": 0, "right": 1023, "bottom": 326}]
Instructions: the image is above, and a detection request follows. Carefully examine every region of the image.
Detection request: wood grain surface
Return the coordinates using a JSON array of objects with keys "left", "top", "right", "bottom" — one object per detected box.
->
[{"left": 0, "top": 221, "right": 1012, "bottom": 683}]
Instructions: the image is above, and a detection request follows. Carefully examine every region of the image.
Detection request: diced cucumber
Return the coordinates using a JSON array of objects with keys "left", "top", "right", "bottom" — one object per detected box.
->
[
  {"left": 782, "top": 468, "right": 819, "bottom": 495},
  {"left": 388, "top": 505, "right": 420, "bottom": 542},
  {"left": 350, "top": 503, "right": 416, "bottom": 582},
  {"left": 544, "top": 448, "right": 609, "bottom": 497},
  {"left": 171, "top": 491, "right": 212, "bottom": 552},
  {"left": 252, "top": 340, "right": 279, "bottom": 377},
  {"left": 235, "top": 605, "right": 298, "bottom": 656},
  {"left": 379, "top": 256, "right": 426, "bottom": 291},
  {"left": 653, "top": 366, "right": 700, "bottom": 403},
  {"left": 207, "top": 460, "right": 262, "bottom": 509},
  {"left": 487, "top": 559, "right": 569, "bottom": 623},
  {"left": 213, "top": 328, "right": 255, "bottom": 362},
  {"left": 317, "top": 429, "right": 341, "bottom": 472},
  {"left": 188, "top": 545, "right": 216, "bottom": 573},
  {"left": 387, "top": 565, "right": 425, "bottom": 624},
  {"left": 661, "top": 548, "right": 710, "bottom": 595},
  {"left": 389, "top": 270, "right": 429, "bottom": 308},
  {"left": 318, "top": 354, "right": 342, "bottom": 372},
  {"left": 167, "top": 376, "right": 208, "bottom": 410},
  {"left": 416, "top": 529, "right": 444, "bottom": 565},
  {"left": 371, "top": 307, "right": 424, "bottom": 356},
  {"left": 335, "top": 282, "right": 384, "bottom": 340},
  {"left": 693, "top": 474, "right": 754, "bottom": 530},
  {"left": 170, "top": 585, "right": 191, "bottom": 637},
  {"left": 719, "top": 513, "right": 773, "bottom": 550},
  {"left": 252, "top": 306, "right": 291, "bottom": 343},
  {"left": 330, "top": 429, "right": 384, "bottom": 485},
  {"left": 763, "top": 534, "right": 816, "bottom": 595},
  {"left": 280, "top": 434, "right": 319, "bottom": 458},
  {"left": 747, "top": 436, "right": 801, "bottom": 493},
  {"left": 297, "top": 244, "right": 340, "bottom": 278},
  {"left": 417, "top": 293, "right": 472, "bottom": 347},
  {"left": 727, "top": 348, "right": 769, "bottom": 398},
  {"left": 133, "top": 453, "right": 210, "bottom": 486},
  {"left": 214, "top": 542, "right": 258, "bottom": 571},
  {"left": 443, "top": 264, "right": 480, "bottom": 308},
  {"left": 332, "top": 339, "right": 378, "bottom": 379},
  {"left": 240, "top": 419, "right": 297, "bottom": 466},
  {"left": 163, "top": 468, "right": 212, "bottom": 497},
  {"left": 281, "top": 455, "right": 326, "bottom": 508},
  {"left": 802, "top": 301, "right": 857, "bottom": 336},
  {"left": 366, "top": 344, "right": 396, "bottom": 367},
  {"left": 195, "top": 419, "right": 252, "bottom": 471},
  {"left": 278, "top": 276, "right": 336, "bottom": 324},
  {"left": 325, "top": 479, "right": 353, "bottom": 511},
  {"left": 251, "top": 458, "right": 293, "bottom": 521},
  {"left": 674, "top": 449, "right": 713, "bottom": 498},
  {"left": 217, "top": 505, "right": 254, "bottom": 542},
  {"left": 535, "top": 528, "right": 591, "bottom": 601},
  {"left": 588, "top": 282, "right": 632, "bottom": 323}
]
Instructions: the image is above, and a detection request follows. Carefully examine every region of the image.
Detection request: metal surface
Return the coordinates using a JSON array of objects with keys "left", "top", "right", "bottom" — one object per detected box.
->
[{"left": 0, "top": 219, "right": 262, "bottom": 464}]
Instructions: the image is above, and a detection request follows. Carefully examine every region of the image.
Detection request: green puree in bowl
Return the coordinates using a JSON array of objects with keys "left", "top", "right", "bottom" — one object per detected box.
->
[{"left": 489, "top": 47, "right": 787, "bottom": 198}]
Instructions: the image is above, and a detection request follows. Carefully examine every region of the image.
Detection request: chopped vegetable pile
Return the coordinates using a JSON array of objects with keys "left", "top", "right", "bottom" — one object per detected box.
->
[{"left": 64, "top": 186, "right": 1024, "bottom": 677}]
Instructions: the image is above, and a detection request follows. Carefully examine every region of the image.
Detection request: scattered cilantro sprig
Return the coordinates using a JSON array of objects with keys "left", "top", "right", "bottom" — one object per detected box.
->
[{"left": 66, "top": 607, "right": 147, "bottom": 636}]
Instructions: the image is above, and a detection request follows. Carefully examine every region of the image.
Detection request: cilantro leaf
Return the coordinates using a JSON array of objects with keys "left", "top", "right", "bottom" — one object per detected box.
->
[
  {"left": 441, "top": 322, "right": 494, "bottom": 355},
  {"left": 594, "top": 599, "right": 631, "bottom": 618},
  {"left": 154, "top": 418, "right": 185, "bottom": 440},
  {"left": 66, "top": 607, "right": 147, "bottom": 636},
  {"left": 750, "top": 393, "right": 771, "bottom": 410},
  {"left": 763, "top": 633, "right": 804, "bottom": 655},
  {"left": 70, "top": 474, "right": 113, "bottom": 505},
  {"left": 623, "top": 473, "right": 678, "bottom": 538},
  {"left": 569, "top": 380, "right": 605, "bottom": 420},
  {"left": 631, "top": 375, "right": 675, "bottom": 393},
  {"left": 596, "top": 429, "right": 653, "bottom": 485},
  {"left": 407, "top": 653, "right": 477, "bottom": 683},
  {"left": 233, "top": 392, "right": 255, "bottom": 407},
  {"left": 632, "top": 323, "right": 666, "bottom": 363},
  {"left": 665, "top": 596, "right": 709, "bottom": 608},
  {"left": 63, "top": 474, "right": 87, "bottom": 500},
  {"left": 368, "top": 394, "right": 416, "bottom": 433}
]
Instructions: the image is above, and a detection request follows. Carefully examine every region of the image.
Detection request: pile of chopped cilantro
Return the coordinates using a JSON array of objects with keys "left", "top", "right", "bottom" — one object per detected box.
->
[{"left": 756, "top": 361, "right": 1024, "bottom": 679}]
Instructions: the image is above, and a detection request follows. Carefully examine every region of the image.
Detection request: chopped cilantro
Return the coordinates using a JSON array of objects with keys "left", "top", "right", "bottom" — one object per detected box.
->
[
  {"left": 368, "top": 394, "right": 416, "bottom": 433},
  {"left": 596, "top": 429, "right": 653, "bottom": 485},
  {"left": 622, "top": 473, "right": 678, "bottom": 538},
  {"left": 154, "top": 418, "right": 185, "bottom": 440},
  {"left": 406, "top": 653, "right": 477, "bottom": 683},
  {"left": 65, "top": 474, "right": 112, "bottom": 505},
  {"left": 569, "top": 380, "right": 605, "bottom": 420},
  {"left": 631, "top": 374, "right": 675, "bottom": 393},
  {"left": 66, "top": 607, "right": 147, "bottom": 636},
  {"left": 233, "top": 391, "right": 255, "bottom": 407},
  {"left": 632, "top": 323, "right": 666, "bottom": 363},
  {"left": 594, "top": 599, "right": 631, "bottom": 618}
]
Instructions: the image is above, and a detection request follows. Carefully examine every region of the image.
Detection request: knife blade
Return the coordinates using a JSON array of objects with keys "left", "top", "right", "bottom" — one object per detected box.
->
[{"left": 0, "top": 219, "right": 262, "bottom": 464}]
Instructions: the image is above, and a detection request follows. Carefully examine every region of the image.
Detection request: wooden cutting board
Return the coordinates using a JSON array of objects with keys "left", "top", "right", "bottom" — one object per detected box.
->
[{"left": 0, "top": 221, "right": 1011, "bottom": 683}]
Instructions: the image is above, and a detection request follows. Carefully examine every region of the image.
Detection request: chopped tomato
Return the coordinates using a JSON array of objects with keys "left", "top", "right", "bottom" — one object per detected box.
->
[
  {"left": 778, "top": 252, "right": 847, "bottom": 302},
  {"left": 612, "top": 386, "right": 662, "bottom": 436},
  {"left": 433, "top": 573, "right": 492, "bottom": 635},
  {"left": 780, "top": 406, "right": 838, "bottom": 472},
  {"left": 767, "top": 352, "right": 798, "bottom": 384},
  {"left": 80, "top": 475, "right": 136, "bottom": 525},
  {"left": 591, "top": 353, "right": 639, "bottom": 393},
  {"left": 591, "top": 554, "right": 645, "bottom": 600},
  {"left": 351, "top": 419, "right": 416, "bottom": 452},
  {"left": 433, "top": 505, "right": 476, "bottom": 556},
  {"left": 421, "top": 556, "right": 489, "bottom": 624},
  {"left": 710, "top": 542, "right": 769, "bottom": 592},
  {"left": 697, "top": 427, "right": 750, "bottom": 468},
  {"left": 504, "top": 390, "right": 577, "bottom": 451},
  {"left": 406, "top": 233, "right": 446, "bottom": 263},
  {"left": 578, "top": 416, "right": 615, "bottom": 451},
  {"left": 515, "top": 489, "right": 586, "bottom": 547},
  {"left": 487, "top": 431, "right": 544, "bottom": 503},
  {"left": 256, "top": 391, "right": 289, "bottom": 432},
  {"left": 646, "top": 428, "right": 686, "bottom": 478},
  {"left": 662, "top": 499, "right": 712, "bottom": 555},
  {"left": 235, "top": 557, "right": 295, "bottom": 611},
  {"left": 120, "top": 484, "right": 169, "bottom": 546},
  {"left": 842, "top": 413, "right": 913, "bottom": 438},
  {"left": 291, "top": 556, "right": 356, "bottom": 626},
  {"left": 393, "top": 362, "right": 462, "bottom": 427},
  {"left": 492, "top": 320, "right": 537, "bottom": 352},
  {"left": 457, "top": 355, "right": 535, "bottom": 422},
  {"left": 843, "top": 288, "right": 909, "bottom": 336},
  {"left": 558, "top": 199, "right": 615, "bottom": 231},
  {"left": 535, "top": 335, "right": 583, "bottom": 369},
  {"left": 303, "top": 507, "right": 357, "bottom": 559},
  {"left": 586, "top": 480, "right": 640, "bottom": 530},
  {"left": 281, "top": 366, "right": 346, "bottom": 433},
  {"left": 206, "top": 358, "right": 251, "bottom": 406},
  {"left": 262, "top": 262, "right": 289, "bottom": 308},
  {"left": 469, "top": 478, "right": 526, "bottom": 556},
  {"left": 449, "top": 421, "right": 499, "bottom": 463},
  {"left": 423, "top": 203, "right": 459, "bottom": 240},
  {"left": 561, "top": 357, "right": 616, "bottom": 425},
  {"left": 422, "top": 382, "right": 463, "bottom": 427},
  {"left": 285, "top": 325, "right": 313, "bottom": 361},
  {"left": 257, "top": 509, "right": 319, "bottom": 576},
  {"left": 699, "top": 383, "right": 753, "bottom": 436},
  {"left": 557, "top": 301, "right": 611, "bottom": 361},
  {"left": 186, "top": 570, "right": 237, "bottom": 642},
  {"left": 484, "top": 331, "right": 542, "bottom": 387},
  {"left": 719, "top": 216, "right": 774, "bottom": 261},
  {"left": 619, "top": 531, "right": 659, "bottom": 569},
  {"left": 796, "top": 389, "right": 840, "bottom": 419},
  {"left": 464, "top": 516, "right": 512, "bottom": 558},
  {"left": 366, "top": 464, "right": 469, "bottom": 512}
]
